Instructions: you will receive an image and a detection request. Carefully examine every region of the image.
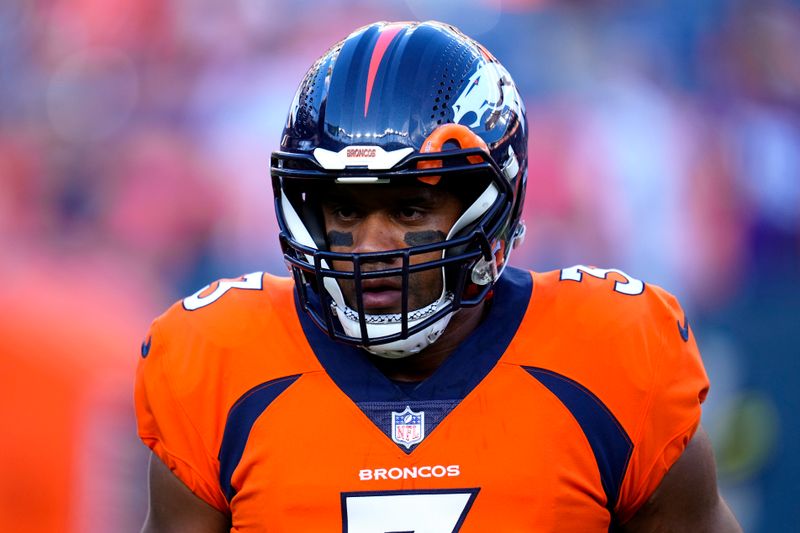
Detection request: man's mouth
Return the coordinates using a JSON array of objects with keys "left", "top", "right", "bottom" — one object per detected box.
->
[{"left": 358, "top": 280, "right": 402, "bottom": 311}]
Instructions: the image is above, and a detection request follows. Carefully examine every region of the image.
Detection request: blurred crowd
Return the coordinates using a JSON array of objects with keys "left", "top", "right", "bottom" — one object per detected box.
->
[{"left": 1, "top": 0, "right": 798, "bottom": 531}]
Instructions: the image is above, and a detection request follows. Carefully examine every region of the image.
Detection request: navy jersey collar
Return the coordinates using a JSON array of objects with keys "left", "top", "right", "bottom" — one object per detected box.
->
[{"left": 296, "top": 266, "right": 533, "bottom": 402}]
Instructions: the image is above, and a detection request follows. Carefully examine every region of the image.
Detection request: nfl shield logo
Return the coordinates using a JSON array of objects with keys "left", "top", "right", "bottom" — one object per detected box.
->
[{"left": 391, "top": 406, "right": 425, "bottom": 449}]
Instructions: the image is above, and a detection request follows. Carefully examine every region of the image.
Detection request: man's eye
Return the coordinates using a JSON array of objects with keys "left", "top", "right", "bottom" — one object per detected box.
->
[
  {"left": 334, "top": 207, "right": 358, "bottom": 219},
  {"left": 397, "top": 207, "right": 423, "bottom": 220}
]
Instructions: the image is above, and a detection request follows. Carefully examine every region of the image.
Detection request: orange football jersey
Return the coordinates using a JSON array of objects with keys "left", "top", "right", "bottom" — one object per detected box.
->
[{"left": 135, "top": 266, "right": 708, "bottom": 531}]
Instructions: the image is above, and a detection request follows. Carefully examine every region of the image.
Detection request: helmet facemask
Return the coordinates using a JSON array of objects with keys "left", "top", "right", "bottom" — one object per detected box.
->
[{"left": 274, "top": 146, "right": 512, "bottom": 357}]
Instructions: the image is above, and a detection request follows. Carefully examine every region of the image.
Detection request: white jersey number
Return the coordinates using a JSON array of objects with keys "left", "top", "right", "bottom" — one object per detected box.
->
[
  {"left": 343, "top": 489, "right": 478, "bottom": 533},
  {"left": 560, "top": 265, "right": 644, "bottom": 296},
  {"left": 182, "top": 272, "right": 263, "bottom": 310}
]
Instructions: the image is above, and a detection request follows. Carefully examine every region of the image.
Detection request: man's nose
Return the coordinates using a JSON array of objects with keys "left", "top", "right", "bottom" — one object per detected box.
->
[{"left": 351, "top": 213, "right": 401, "bottom": 256}]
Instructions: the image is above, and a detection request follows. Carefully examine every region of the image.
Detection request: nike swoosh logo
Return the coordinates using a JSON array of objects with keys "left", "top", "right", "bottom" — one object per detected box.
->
[
  {"left": 141, "top": 336, "right": 152, "bottom": 358},
  {"left": 677, "top": 315, "right": 690, "bottom": 342}
]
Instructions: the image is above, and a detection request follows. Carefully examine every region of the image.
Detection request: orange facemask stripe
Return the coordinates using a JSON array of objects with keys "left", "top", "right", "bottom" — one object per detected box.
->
[{"left": 417, "top": 124, "right": 489, "bottom": 185}]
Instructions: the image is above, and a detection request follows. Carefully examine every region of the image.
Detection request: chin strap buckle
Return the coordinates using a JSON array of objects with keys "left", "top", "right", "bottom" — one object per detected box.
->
[
  {"left": 471, "top": 254, "right": 499, "bottom": 286},
  {"left": 511, "top": 222, "right": 526, "bottom": 250}
]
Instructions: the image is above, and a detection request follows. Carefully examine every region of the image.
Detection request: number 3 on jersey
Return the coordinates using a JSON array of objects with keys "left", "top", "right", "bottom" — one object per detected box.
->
[
  {"left": 183, "top": 272, "right": 264, "bottom": 310},
  {"left": 342, "top": 489, "right": 479, "bottom": 533},
  {"left": 560, "top": 265, "right": 644, "bottom": 296}
]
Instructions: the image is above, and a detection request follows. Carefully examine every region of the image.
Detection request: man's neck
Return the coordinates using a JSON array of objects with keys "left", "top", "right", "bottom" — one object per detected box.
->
[{"left": 367, "top": 301, "right": 488, "bottom": 383}]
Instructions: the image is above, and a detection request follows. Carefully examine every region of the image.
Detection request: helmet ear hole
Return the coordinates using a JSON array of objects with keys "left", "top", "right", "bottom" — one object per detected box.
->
[{"left": 442, "top": 139, "right": 461, "bottom": 151}]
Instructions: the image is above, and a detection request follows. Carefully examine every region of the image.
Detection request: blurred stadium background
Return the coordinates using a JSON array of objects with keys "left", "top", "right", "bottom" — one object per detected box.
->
[{"left": 1, "top": 0, "right": 798, "bottom": 531}]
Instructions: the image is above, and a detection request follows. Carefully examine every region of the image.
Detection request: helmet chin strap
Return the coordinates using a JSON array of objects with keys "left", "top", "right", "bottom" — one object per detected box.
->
[
  {"left": 329, "top": 292, "right": 456, "bottom": 359},
  {"left": 320, "top": 257, "right": 454, "bottom": 359}
]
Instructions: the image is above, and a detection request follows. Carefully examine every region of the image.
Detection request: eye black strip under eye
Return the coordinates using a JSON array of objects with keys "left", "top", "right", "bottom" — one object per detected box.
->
[
  {"left": 327, "top": 231, "right": 354, "bottom": 246},
  {"left": 404, "top": 230, "right": 446, "bottom": 247}
]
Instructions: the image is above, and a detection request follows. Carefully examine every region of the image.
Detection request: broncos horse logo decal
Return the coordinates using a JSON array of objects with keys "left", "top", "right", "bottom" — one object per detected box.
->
[{"left": 452, "top": 57, "right": 524, "bottom": 132}]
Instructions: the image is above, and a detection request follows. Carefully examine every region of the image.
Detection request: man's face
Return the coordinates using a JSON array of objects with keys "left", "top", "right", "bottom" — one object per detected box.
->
[{"left": 319, "top": 182, "right": 463, "bottom": 314}]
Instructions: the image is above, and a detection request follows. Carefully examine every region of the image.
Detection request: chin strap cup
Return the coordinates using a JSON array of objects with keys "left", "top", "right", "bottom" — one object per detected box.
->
[{"left": 330, "top": 293, "right": 456, "bottom": 359}]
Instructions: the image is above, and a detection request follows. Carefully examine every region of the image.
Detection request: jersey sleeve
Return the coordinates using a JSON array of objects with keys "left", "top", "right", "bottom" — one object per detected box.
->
[
  {"left": 134, "top": 315, "right": 229, "bottom": 513},
  {"left": 615, "top": 287, "right": 710, "bottom": 523}
]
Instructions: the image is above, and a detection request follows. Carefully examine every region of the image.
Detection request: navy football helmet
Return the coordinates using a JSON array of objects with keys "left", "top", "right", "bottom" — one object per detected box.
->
[{"left": 271, "top": 21, "right": 527, "bottom": 357}]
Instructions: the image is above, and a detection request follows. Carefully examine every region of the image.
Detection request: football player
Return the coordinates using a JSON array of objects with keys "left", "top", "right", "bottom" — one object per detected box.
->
[{"left": 136, "top": 21, "right": 741, "bottom": 531}]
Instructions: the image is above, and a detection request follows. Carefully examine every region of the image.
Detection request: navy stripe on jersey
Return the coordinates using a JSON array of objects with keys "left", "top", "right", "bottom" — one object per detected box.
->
[
  {"left": 218, "top": 374, "right": 301, "bottom": 502},
  {"left": 522, "top": 367, "right": 633, "bottom": 512},
  {"left": 297, "top": 266, "right": 533, "bottom": 453}
]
